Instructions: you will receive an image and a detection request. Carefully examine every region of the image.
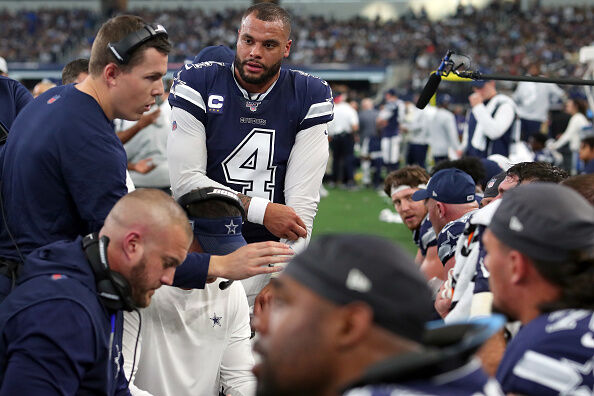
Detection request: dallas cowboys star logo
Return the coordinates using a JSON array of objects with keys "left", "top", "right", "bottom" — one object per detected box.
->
[
  {"left": 210, "top": 313, "right": 222, "bottom": 327},
  {"left": 225, "top": 219, "right": 238, "bottom": 234}
]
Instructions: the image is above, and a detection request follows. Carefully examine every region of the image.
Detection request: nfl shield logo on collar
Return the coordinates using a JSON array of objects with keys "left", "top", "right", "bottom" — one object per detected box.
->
[{"left": 246, "top": 101, "right": 260, "bottom": 112}]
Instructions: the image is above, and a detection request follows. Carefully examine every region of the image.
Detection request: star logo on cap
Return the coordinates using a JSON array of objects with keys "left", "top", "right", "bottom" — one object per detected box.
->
[
  {"left": 210, "top": 313, "right": 222, "bottom": 327},
  {"left": 509, "top": 216, "right": 524, "bottom": 232},
  {"left": 225, "top": 220, "right": 238, "bottom": 234},
  {"left": 346, "top": 268, "right": 371, "bottom": 293}
]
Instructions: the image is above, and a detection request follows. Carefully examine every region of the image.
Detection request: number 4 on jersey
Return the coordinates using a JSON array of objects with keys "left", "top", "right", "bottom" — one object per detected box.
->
[{"left": 222, "top": 128, "right": 276, "bottom": 200}]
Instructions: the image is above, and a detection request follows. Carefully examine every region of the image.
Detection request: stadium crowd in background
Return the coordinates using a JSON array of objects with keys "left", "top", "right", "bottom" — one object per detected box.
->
[{"left": 0, "top": 1, "right": 593, "bottom": 395}]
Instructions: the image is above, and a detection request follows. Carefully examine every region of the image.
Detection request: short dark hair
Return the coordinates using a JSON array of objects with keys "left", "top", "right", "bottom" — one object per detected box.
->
[
  {"left": 432, "top": 157, "right": 486, "bottom": 187},
  {"left": 581, "top": 136, "right": 594, "bottom": 150},
  {"left": 533, "top": 251, "right": 594, "bottom": 312},
  {"left": 242, "top": 3, "right": 292, "bottom": 38},
  {"left": 61, "top": 58, "right": 89, "bottom": 84},
  {"left": 383, "top": 165, "right": 430, "bottom": 197},
  {"left": 89, "top": 15, "right": 171, "bottom": 76},
  {"left": 562, "top": 174, "right": 594, "bottom": 205},
  {"left": 506, "top": 162, "right": 568, "bottom": 184}
]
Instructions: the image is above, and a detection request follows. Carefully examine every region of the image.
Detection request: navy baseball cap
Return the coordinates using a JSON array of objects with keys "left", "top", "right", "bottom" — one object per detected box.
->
[
  {"left": 194, "top": 45, "right": 234, "bottom": 64},
  {"left": 190, "top": 216, "right": 246, "bottom": 255},
  {"left": 412, "top": 168, "right": 476, "bottom": 204}
]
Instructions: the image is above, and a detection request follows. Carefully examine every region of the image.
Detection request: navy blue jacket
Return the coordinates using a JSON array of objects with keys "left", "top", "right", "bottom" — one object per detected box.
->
[
  {"left": 0, "top": 238, "right": 129, "bottom": 395},
  {"left": 0, "top": 84, "right": 208, "bottom": 299},
  {"left": 0, "top": 76, "right": 32, "bottom": 132}
]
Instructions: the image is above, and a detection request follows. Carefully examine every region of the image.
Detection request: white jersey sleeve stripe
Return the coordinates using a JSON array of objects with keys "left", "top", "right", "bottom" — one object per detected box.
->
[
  {"left": 171, "top": 83, "right": 206, "bottom": 112},
  {"left": 512, "top": 350, "right": 582, "bottom": 392},
  {"left": 302, "top": 101, "right": 333, "bottom": 122}
]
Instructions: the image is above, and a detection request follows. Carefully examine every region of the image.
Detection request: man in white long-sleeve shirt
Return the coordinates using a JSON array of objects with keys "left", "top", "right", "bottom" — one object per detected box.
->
[
  {"left": 463, "top": 75, "right": 519, "bottom": 158},
  {"left": 429, "top": 95, "right": 462, "bottom": 164},
  {"left": 123, "top": 188, "right": 257, "bottom": 396}
]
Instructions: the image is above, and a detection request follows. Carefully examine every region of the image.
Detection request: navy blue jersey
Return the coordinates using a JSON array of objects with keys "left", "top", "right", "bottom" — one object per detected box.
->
[
  {"left": 0, "top": 76, "right": 32, "bottom": 132},
  {"left": 0, "top": 84, "right": 209, "bottom": 296},
  {"left": 533, "top": 148, "right": 557, "bottom": 164},
  {"left": 437, "top": 210, "right": 476, "bottom": 265},
  {"left": 380, "top": 100, "right": 400, "bottom": 138},
  {"left": 169, "top": 63, "right": 333, "bottom": 241},
  {"left": 497, "top": 309, "right": 594, "bottom": 395},
  {"left": 344, "top": 361, "right": 502, "bottom": 396},
  {"left": 413, "top": 215, "right": 437, "bottom": 257},
  {"left": 583, "top": 159, "right": 594, "bottom": 174},
  {"left": 0, "top": 238, "right": 129, "bottom": 395},
  {"left": 0, "top": 84, "right": 127, "bottom": 261}
]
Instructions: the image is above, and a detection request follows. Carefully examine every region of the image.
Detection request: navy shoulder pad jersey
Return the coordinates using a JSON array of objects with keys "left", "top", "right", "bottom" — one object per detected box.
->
[
  {"left": 169, "top": 63, "right": 333, "bottom": 242},
  {"left": 0, "top": 239, "right": 129, "bottom": 395},
  {"left": 413, "top": 214, "right": 437, "bottom": 257},
  {"left": 437, "top": 210, "right": 476, "bottom": 265},
  {"left": 497, "top": 309, "right": 594, "bottom": 395}
]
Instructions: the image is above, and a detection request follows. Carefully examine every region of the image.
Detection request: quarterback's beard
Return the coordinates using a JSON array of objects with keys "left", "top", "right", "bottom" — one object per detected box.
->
[{"left": 234, "top": 55, "right": 282, "bottom": 86}]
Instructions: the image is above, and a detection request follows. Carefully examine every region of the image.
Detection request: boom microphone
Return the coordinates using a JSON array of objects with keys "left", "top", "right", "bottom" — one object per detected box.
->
[{"left": 416, "top": 73, "right": 441, "bottom": 109}]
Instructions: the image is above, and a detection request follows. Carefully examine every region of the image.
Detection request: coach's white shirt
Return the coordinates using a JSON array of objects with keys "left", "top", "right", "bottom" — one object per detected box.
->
[{"left": 123, "top": 281, "right": 256, "bottom": 396}]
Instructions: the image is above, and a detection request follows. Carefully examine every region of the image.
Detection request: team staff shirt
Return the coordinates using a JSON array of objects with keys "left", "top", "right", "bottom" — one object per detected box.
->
[
  {"left": 436, "top": 210, "right": 477, "bottom": 266},
  {"left": 0, "top": 84, "right": 209, "bottom": 294},
  {"left": 0, "top": 238, "right": 129, "bottom": 396},
  {"left": 412, "top": 215, "right": 437, "bottom": 257},
  {"left": 168, "top": 62, "right": 333, "bottom": 245},
  {"left": 123, "top": 281, "right": 255, "bottom": 396},
  {"left": 496, "top": 309, "right": 594, "bottom": 395},
  {"left": 0, "top": 76, "right": 32, "bottom": 132},
  {"left": 0, "top": 84, "right": 128, "bottom": 261}
]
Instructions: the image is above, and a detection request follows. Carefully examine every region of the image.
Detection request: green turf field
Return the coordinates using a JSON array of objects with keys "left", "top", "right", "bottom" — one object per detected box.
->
[{"left": 311, "top": 186, "right": 418, "bottom": 255}]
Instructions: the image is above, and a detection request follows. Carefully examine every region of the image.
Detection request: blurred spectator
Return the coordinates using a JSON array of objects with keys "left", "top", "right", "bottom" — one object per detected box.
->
[
  {"left": 1, "top": 4, "right": 592, "bottom": 79},
  {"left": 32, "top": 80, "right": 56, "bottom": 98},
  {"left": 579, "top": 135, "right": 594, "bottom": 174},
  {"left": 61, "top": 58, "right": 89, "bottom": 85},
  {"left": 528, "top": 133, "right": 561, "bottom": 165},
  {"left": 0, "top": 56, "right": 8, "bottom": 76},
  {"left": 512, "top": 63, "right": 565, "bottom": 141},
  {"left": 463, "top": 76, "right": 519, "bottom": 159},
  {"left": 357, "top": 98, "right": 382, "bottom": 188},
  {"left": 428, "top": 94, "right": 462, "bottom": 164},
  {"left": 119, "top": 83, "right": 172, "bottom": 191},
  {"left": 327, "top": 91, "right": 359, "bottom": 188},
  {"left": 377, "top": 89, "right": 404, "bottom": 172},
  {"left": 549, "top": 97, "right": 591, "bottom": 174}
]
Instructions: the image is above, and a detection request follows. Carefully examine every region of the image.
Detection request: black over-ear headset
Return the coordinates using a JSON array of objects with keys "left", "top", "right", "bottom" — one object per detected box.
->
[
  {"left": 82, "top": 233, "right": 136, "bottom": 312},
  {"left": 107, "top": 23, "right": 168, "bottom": 65},
  {"left": 177, "top": 186, "right": 246, "bottom": 221}
]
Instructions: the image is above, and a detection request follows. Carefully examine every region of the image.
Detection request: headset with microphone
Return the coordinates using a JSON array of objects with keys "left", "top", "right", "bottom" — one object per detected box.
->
[
  {"left": 107, "top": 23, "right": 168, "bottom": 65},
  {"left": 82, "top": 232, "right": 136, "bottom": 312}
]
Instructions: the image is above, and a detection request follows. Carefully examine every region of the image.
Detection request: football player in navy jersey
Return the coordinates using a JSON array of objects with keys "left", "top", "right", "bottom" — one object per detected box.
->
[
  {"left": 168, "top": 3, "right": 333, "bottom": 309},
  {"left": 383, "top": 166, "right": 442, "bottom": 281},
  {"left": 484, "top": 183, "right": 594, "bottom": 395},
  {"left": 412, "top": 168, "right": 479, "bottom": 318}
]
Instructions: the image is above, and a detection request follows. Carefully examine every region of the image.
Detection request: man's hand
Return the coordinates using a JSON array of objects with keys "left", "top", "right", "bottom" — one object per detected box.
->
[
  {"left": 208, "top": 241, "right": 293, "bottom": 280},
  {"left": 129, "top": 158, "right": 156, "bottom": 174},
  {"left": 263, "top": 203, "right": 307, "bottom": 241},
  {"left": 469, "top": 92, "right": 483, "bottom": 107},
  {"left": 137, "top": 108, "right": 161, "bottom": 129},
  {"left": 253, "top": 282, "right": 275, "bottom": 318}
]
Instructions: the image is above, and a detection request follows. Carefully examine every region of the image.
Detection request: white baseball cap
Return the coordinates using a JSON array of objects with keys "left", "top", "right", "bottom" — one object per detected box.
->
[{"left": 0, "top": 57, "right": 7, "bottom": 74}]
